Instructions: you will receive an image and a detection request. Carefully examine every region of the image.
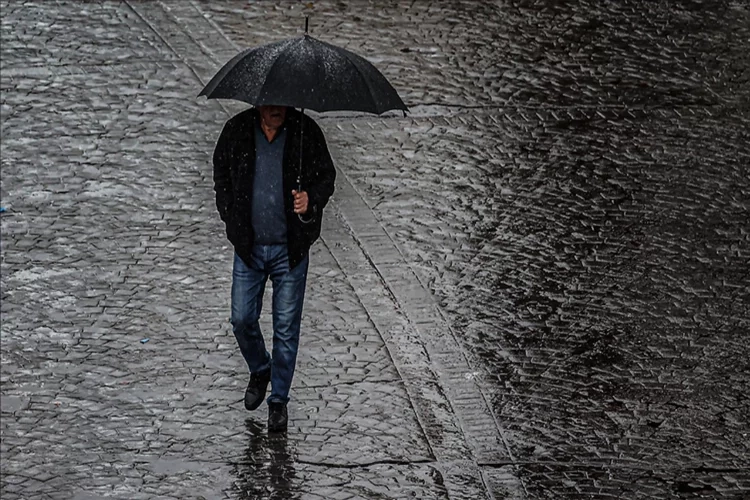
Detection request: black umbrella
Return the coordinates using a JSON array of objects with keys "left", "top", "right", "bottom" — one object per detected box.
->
[
  {"left": 198, "top": 20, "right": 407, "bottom": 114},
  {"left": 199, "top": 19, "right": 407, "bottom": 200}
]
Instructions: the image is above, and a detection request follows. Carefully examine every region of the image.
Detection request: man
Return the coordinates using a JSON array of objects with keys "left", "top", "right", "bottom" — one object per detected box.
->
[{"left": 213, "top": 105, "right": 336, "bottom": 432}]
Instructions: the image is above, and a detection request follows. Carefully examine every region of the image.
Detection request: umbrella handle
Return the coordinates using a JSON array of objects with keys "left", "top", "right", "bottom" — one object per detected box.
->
[
  {"left": 297, "top": 108, "right": 313, "bottom": 224},
  {"left": 298, "top": 108, "right": 304, "bottom": 192}
]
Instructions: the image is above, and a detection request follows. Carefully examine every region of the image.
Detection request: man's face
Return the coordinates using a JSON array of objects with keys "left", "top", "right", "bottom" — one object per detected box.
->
[{"left": 259, "top": 105, "right": 287, "bottom": 129}]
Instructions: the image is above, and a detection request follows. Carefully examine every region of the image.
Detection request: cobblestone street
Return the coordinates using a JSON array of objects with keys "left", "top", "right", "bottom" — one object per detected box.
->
[{"left": 1, "top": 1, "right": 749, "bottom": 499}]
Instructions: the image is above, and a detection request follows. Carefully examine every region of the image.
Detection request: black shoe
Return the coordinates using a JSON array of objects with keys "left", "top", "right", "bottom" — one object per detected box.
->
[
  {"left": 244, "top": 370, "right": 270, "bottom": 411},
  {"left": 268, "top": 402, "right": 288, "bottom": 432}
]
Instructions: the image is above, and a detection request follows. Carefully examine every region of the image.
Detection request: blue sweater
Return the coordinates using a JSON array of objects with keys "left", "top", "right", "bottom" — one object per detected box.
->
[{"left": 251, "top": 120, "right": 287, "bottom": 244}]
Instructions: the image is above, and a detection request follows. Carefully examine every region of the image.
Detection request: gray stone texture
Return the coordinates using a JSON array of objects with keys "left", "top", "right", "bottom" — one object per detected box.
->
[{"left": 2, "top": 0, "right": 749, "bottom": 499}]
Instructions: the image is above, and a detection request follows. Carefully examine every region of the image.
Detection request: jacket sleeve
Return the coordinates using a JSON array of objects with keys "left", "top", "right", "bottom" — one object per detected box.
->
[
  {"left": 213, "top": 120, "right": 234, "bottom": 223},
  {"left": 303, "top": 120, "right": 336, "bottom": 217}
]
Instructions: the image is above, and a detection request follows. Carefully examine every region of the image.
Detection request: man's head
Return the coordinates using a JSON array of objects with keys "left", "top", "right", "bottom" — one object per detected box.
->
[{"left": 258, "top": 105, "right": 288, "bottom": 131}]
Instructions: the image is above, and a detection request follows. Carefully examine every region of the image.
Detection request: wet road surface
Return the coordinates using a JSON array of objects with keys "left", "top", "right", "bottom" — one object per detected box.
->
[{"left": 1, "top": 1, "right": 749, "bottom": 498}]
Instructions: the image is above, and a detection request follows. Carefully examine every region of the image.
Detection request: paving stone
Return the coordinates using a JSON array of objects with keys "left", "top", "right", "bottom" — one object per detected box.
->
[{"left": 3, "top": 0, "right": 750, "bottom": 498}]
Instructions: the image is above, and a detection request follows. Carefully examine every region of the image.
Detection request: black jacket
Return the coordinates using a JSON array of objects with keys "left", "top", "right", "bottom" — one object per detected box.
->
[{"left": 213, "top": 108, "right": 336, "bottom": 269}]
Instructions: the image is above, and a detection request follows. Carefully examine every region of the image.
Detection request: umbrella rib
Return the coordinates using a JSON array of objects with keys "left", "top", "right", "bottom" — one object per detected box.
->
[
  {"left": 337, "top": 49, "right": 379, "bottom": 113},
  {"left": 256, "top": 38, "right": 302, "bottom": 107},
  {"left": 199, "top": 46, "right": 254, "bottom": 97}
]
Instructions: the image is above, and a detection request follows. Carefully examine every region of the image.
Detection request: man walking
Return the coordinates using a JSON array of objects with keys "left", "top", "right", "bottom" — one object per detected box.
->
[{"left": 212, "top": 105, "right": 336, "bottom": 432}]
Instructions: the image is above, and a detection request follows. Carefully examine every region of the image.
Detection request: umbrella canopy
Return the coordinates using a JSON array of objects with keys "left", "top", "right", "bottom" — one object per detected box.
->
[{"left": 198, "top": 34, "right": 407, "bottom": 115}]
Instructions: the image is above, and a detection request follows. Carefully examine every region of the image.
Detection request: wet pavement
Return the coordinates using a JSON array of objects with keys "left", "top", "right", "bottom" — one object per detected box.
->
[{"left": 1, "top": 1, "right": 749, "bottom": 499}]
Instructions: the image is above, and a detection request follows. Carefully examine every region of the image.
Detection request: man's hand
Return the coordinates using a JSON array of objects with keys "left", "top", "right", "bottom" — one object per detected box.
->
[{"left": 292, "top": 190, "right": 309, "bottom": 214}]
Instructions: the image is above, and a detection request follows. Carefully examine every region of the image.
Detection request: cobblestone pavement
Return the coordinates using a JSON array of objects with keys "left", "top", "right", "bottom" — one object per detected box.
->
[{"left": 1, "top": 1, "right": 749, "bottom": 499}]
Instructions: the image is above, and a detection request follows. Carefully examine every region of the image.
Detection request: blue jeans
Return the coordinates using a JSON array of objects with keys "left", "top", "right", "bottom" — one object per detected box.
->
[{"left": 231, "top": 245, "right": 308, "bottom": 405}]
